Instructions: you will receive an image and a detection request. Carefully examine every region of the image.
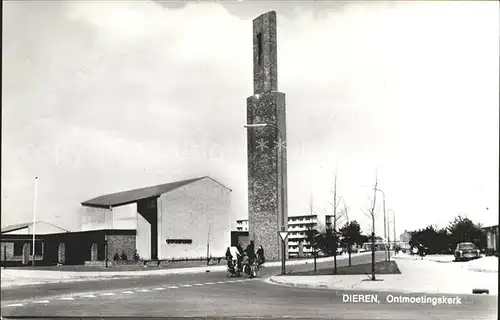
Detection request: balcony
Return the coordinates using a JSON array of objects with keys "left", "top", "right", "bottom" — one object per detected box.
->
[{"left": 288, "top": 219, "right": 317, "bottom": 226}]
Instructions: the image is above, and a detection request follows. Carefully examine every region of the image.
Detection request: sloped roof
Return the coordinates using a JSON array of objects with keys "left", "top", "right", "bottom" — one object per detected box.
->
[
  {"left": 1, "top": 221, "right": 69, "bottom": 234},
  {"left": 81, "top": 176, "right": 231, "bottom": 208}
]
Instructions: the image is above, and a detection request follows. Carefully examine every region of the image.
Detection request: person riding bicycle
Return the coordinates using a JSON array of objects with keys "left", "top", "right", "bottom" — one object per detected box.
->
[
  {"left": 245, "top": 241, "right": 256, "bottom": 265},
  {"left": 241, "top": 251, "right": 250, "bottom": 270},
  {"left": 256, "top": 245, "right": 265, "bottom": 266},
  {"left": 236, "top": 242, "right": 244, "bottom": 271},
  {"left": 227, "top": 246, "right": 240, "bottom": 273}
]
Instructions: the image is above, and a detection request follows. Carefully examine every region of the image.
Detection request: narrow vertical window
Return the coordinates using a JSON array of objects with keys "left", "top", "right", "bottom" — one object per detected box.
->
[{"left": 257, "top": 32, "right": 263, "bottom": 66}]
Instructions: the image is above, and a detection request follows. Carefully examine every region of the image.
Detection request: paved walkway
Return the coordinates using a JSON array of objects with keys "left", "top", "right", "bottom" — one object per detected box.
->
[
  {"left": 1, "top": 252, "right": 370, "bottom": 288},
  {"left": 269, "top": 255, "right": 498, "bottom": 296}
]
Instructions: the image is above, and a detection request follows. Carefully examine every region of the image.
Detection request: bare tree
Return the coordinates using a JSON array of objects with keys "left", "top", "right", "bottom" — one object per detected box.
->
[
  {"left": 340, "top": 197, "right": 349, "bottom": 224},
  {"left": 305, "top": 193, "right": 319, "bottom": 273},
  {"left": 325, "top": 171, "right": 347, "bottom": 274},
  {"left": 362, "top": 173, "right": 378, "bottom": 281}
]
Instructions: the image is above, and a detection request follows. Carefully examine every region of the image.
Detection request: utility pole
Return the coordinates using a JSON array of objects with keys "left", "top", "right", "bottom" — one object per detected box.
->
[
  {"left": 371, "top": 173, "right": 378, "bottom": 281},
  {"left": 393, "top": 210, "right": 396, "bottom": 252},
  {"left": 374, "top": 187, "right": 388, "bottom": 261},
  {"left": 32, "top": 177, "right": 38, "bottom": 267},
  {"left": 333, "top": 171, "right": 338, "bottom": 275},
  {"left": 207, "top": 225, "right": 211, "bottom": 266},
  {"left": 382, "top": 192, "right": 387, "bottom": 261}
]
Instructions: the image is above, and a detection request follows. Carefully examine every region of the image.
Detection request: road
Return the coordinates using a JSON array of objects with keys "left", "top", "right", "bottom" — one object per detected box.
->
[{"left": 1, "top": 252, "right": 497, "bottom": 319}]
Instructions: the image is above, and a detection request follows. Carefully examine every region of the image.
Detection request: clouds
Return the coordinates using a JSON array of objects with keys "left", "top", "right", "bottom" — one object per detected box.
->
[{"left": 2, "top": 1, "right": 498, "bottom": 233}]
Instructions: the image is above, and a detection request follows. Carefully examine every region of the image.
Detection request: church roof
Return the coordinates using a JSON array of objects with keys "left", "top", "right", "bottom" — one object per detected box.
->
[{"left": 81, "top": 176, "right": 231, "bottom": 208}]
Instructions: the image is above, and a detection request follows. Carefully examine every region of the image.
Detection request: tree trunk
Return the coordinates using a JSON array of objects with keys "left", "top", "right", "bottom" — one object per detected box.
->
[
  {"left": 348, "top": 247, "right": 352, "bottom": 267},
  {"left": 314, "top": 250, "right": 317, "bottom": 274},
  {"left": 333, "top": 250, "right": 337, "bottom": 274},
  {"left": 371, "top": 232, "right": 376, "bottom": 280}
]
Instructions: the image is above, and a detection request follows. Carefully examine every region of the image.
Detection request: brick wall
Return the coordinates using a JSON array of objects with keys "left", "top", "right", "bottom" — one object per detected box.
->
[{"left": 106, "top": 235, "right": 136, "bottom": 261}]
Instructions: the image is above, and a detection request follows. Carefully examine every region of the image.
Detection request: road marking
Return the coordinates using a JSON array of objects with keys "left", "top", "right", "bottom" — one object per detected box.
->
[
  {"left": 193, "top": 283, "right": 204, "bottom": 286},
  {"left": 122, "top": 291, "right": 134, "bottom": 294},
  {"left": 32, "top": 300, "right": 50, "bottom": 304},
  {"left": 181, "top": 284, "right": 192, "bottom": 287},
  {"left": 5, "top": 303, "right": 23, "bottom": 307},
  {"left": 168, "top": 286, "right": 179, "bottom": 289},
  {"left": 137, "top": 289, "right": 150, "bottom": 292},
  {"left": 81, "top": 294, "right": 96, "bottom": 298},
  {"left": 100, "top": 293, "right": 115, "bottom": 296},
  {"left": 59, "top": 297, "right": 75, "bottom": 301},
  {"left": 205, "top": 282, "right": 215, "bottom": 285},
  {"left": 216, "top": 281, "right": 225, "bottom": 284},
  {"left": 153, "top": 288, "right": 165, "bottom": 291}
]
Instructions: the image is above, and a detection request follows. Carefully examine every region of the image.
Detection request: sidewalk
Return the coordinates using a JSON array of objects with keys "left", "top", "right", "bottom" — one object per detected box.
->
[
  {"left": 1, "top": 252, "right": 370, "bottom": 288},
  {"left": 393, "top": 253, "right": 455, "bottom": 263},
  {"left": 269, "top": 256, "right": 498, "bottom": 296},
  {"left": 394, "top": 253, "right": 498, "bottom": 272}
]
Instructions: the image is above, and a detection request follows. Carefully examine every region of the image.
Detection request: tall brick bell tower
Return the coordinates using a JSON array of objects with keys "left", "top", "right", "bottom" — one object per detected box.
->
[{"left": 246, "top": 11, "right": 288, "bottom": 261}]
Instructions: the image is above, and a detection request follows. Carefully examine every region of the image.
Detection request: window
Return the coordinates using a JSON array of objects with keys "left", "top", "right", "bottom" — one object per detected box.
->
[
  {"left": 29, "top": 241, "right": 43, "bottom": 255},
  {"left": 257, "top": 32, "right": 263, "bottom": 66},
  {"left": 166, "top": 239, "right": 192, "bottom": 244},
  {"left": 13, "top": 242, "right": 24, "bottom": 255}
]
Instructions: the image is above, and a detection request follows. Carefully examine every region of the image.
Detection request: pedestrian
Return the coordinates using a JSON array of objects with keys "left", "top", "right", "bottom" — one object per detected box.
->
[
  {"left": 412, "top": 245, "right": 418, "bottom": 259},
  {"left": 418, "top": 244, "right": 426, "bottom": 260},
  {"left": 225, "top": 247, "right": 233, "bottom": 267}
]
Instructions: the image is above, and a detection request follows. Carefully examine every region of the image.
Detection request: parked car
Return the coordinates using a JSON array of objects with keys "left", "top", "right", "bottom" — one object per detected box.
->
[
  {"left": 316, "top": 250, "right": 327, "bottom": 257},
  {"left": 454, "top": 242, "right": 481, "bottom": 261}
]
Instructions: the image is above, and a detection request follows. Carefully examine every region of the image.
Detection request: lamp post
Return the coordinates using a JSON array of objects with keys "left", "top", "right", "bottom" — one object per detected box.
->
[
  {"left": 389, "top": 209, "right": 396, "bottom": 253},
  {"left": 32, "top": 177, "right": 39, "bottom": 267},
  {"left": 244, "top": 123, "right": 287, "bottom": 275},
  {"left": 374, "top": 188, "right": 388, "bottom": 261}
]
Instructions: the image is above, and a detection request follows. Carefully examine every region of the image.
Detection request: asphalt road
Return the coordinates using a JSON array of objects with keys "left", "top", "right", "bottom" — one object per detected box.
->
[{"left": 2, "top": 252, "right": 497, "bottom": 319}]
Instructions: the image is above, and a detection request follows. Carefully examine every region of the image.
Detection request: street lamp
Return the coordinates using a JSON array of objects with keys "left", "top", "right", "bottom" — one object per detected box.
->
[
  {"left": 374, "top": 188, "right": 389, "bottom": 261},
  {"left": 243, "top": 123, "right": 287, "bottom": 275},
  {"left": 388, "top": 209, "right": 396, "bottom": 253}
]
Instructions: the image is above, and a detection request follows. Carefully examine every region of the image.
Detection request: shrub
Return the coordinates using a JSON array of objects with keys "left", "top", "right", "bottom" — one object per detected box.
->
[
  {"left": 113, "top": 253, "right": 120, "bottom": 261},
  {"left": 121, "top": 251, "right": 128, "bottom": 261}
]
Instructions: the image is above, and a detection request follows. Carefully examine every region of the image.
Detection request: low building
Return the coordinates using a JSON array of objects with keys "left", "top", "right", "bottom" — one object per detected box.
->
[
  {"left": 81, "top": 176, "right": 231, "bottom": 261},
  {"left": 1, "top": 221, "right": 69, "bottom": 266},
  {"left": 1, "top": 221, "right": 137, "bottom": 266},
  {"left": 1, "top": 176, "right": 232, "bottom": 267}
]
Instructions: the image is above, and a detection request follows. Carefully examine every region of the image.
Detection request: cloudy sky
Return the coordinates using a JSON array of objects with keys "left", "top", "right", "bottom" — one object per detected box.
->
[{"left": 2, "top": 1, "right": 498, "bottom": 237}]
